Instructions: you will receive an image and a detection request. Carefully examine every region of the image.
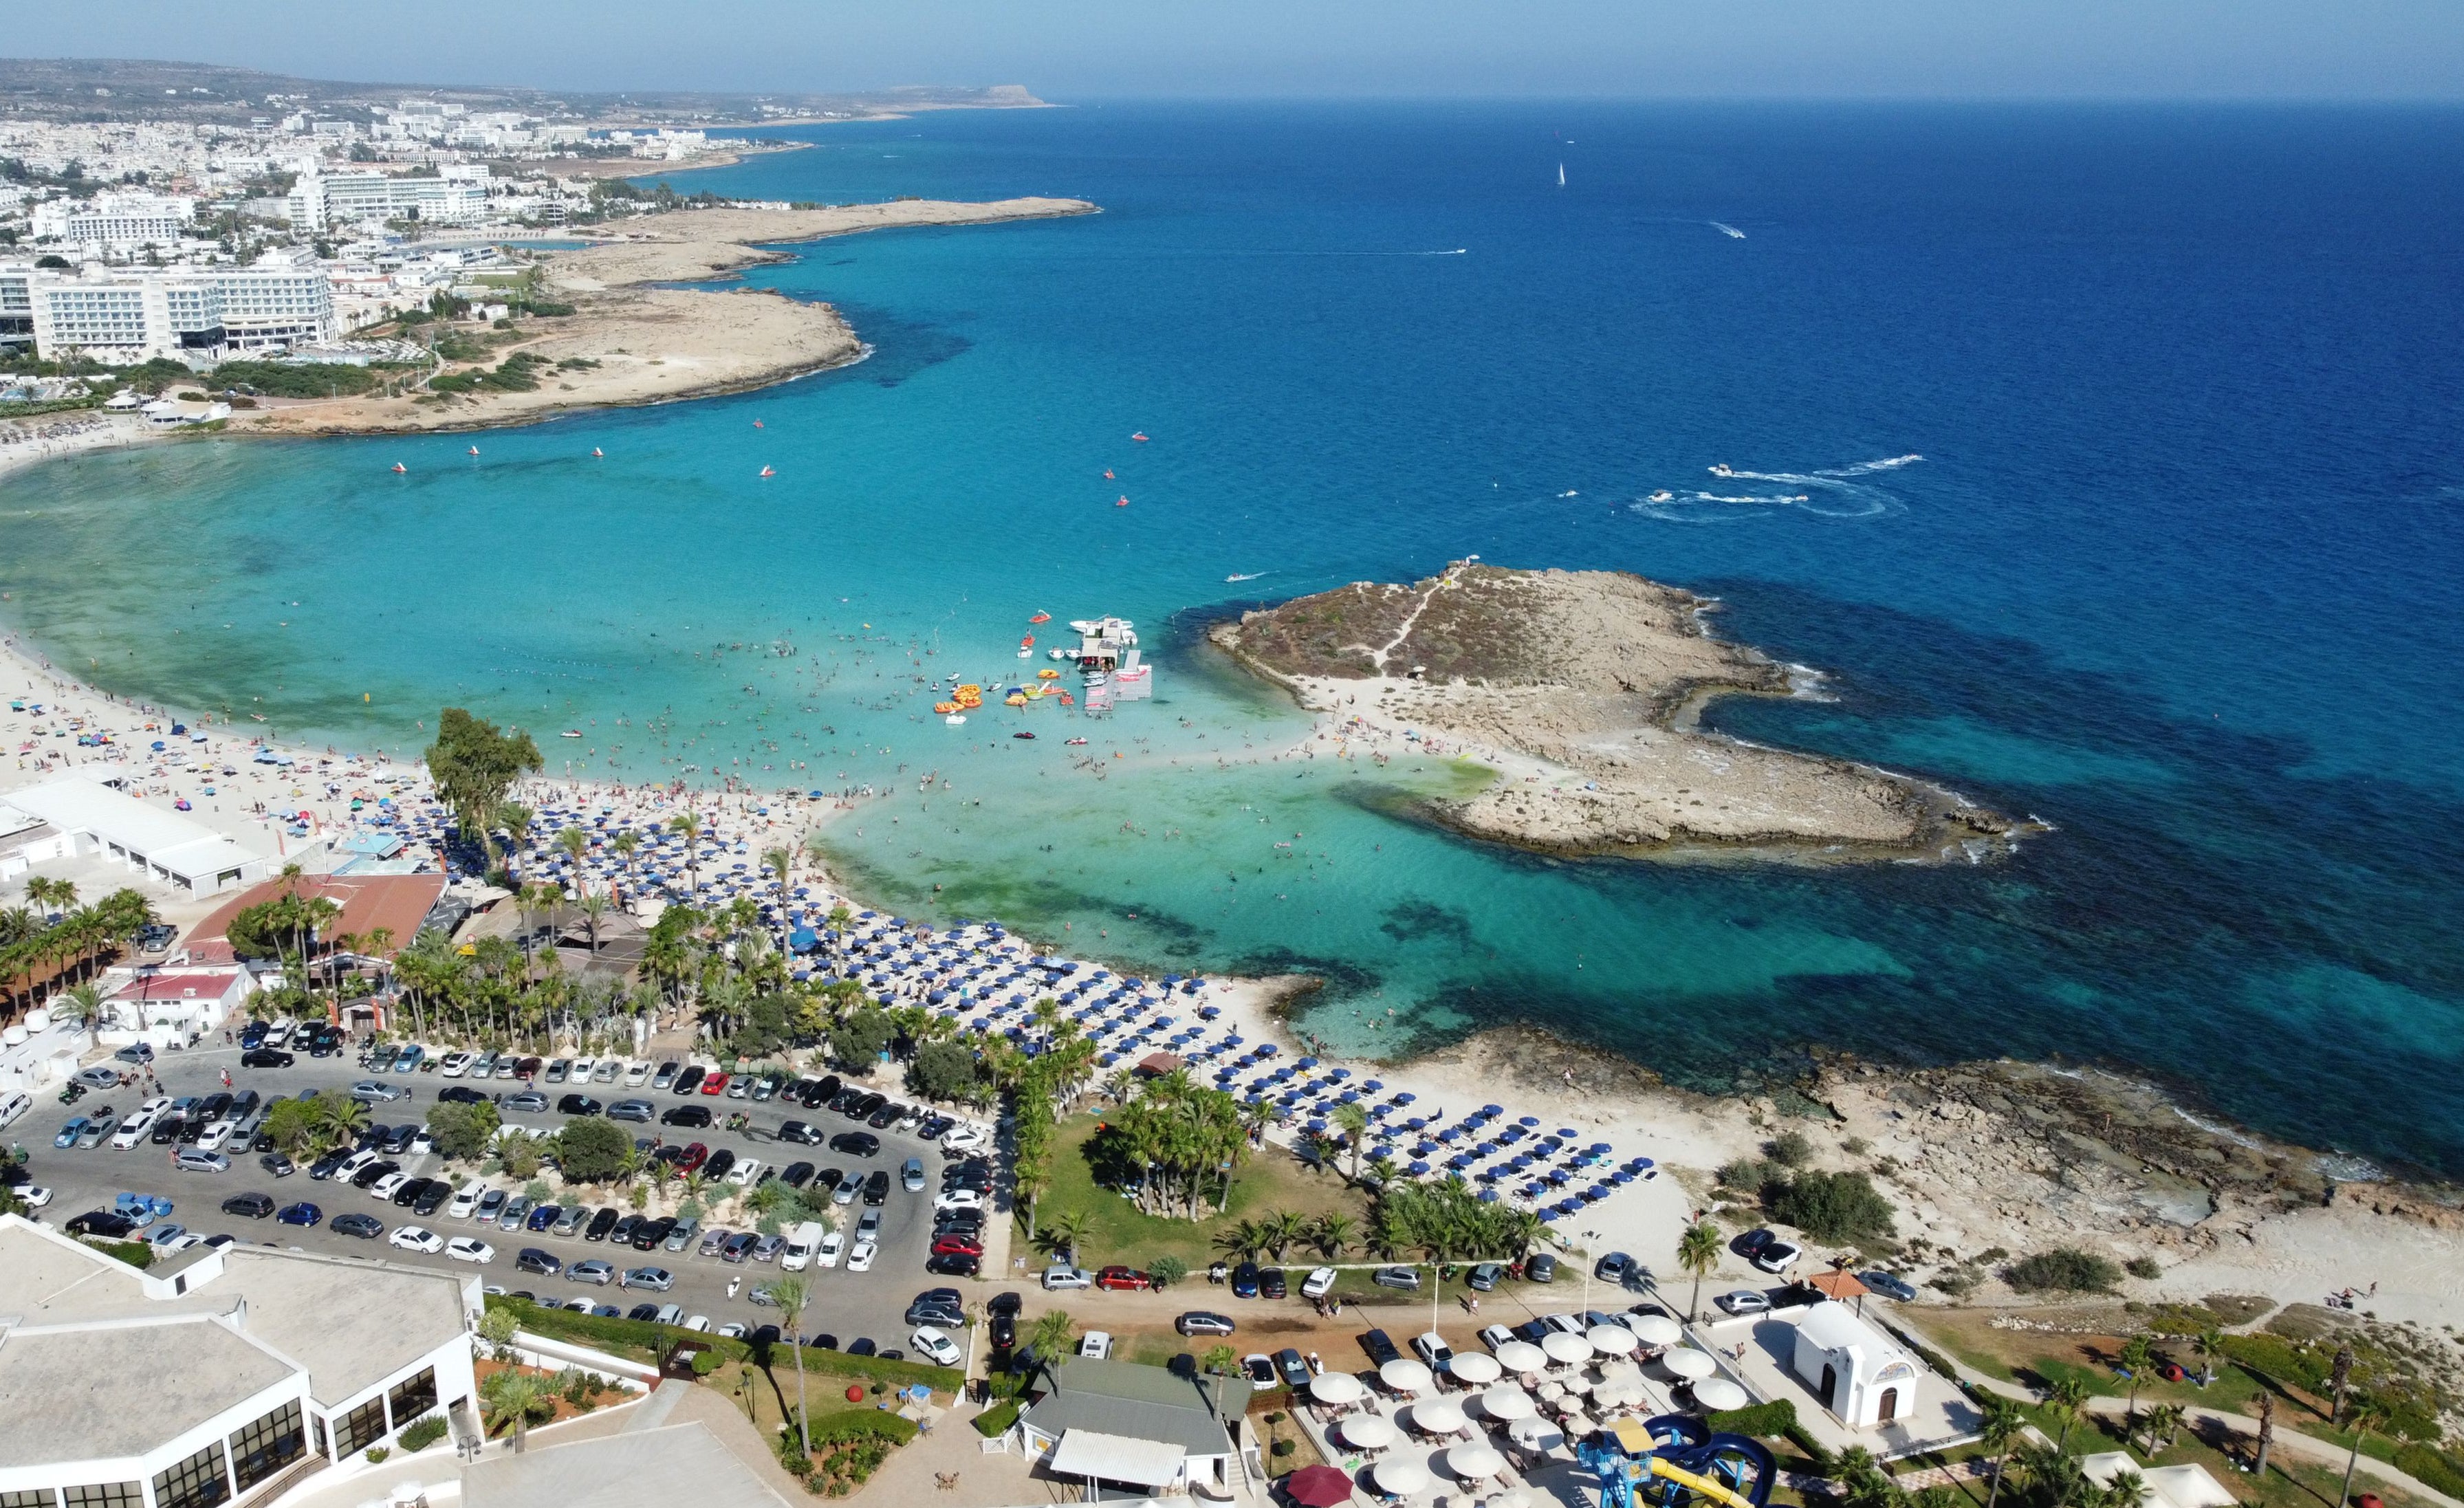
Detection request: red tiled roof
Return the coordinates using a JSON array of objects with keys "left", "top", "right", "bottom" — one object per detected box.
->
[
  {"left": 112, "top": 972, "right": 243, "bottom": 1001},
  {"left": 188, "top": 873, "right": 446, "bottom": 963}
]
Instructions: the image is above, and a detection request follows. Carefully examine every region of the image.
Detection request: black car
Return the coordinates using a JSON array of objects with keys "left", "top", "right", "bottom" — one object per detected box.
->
[
  {"left": 150, "top": 1115, "right": 186, "bottom": 1146},
  {"left": 1275, "top": 1348, "right": 1310, "bottom": 1388},
  {"left": 68, "top": 1210, "right": 139, "bottom": 1238},
  {"left": 1732, "top": 1228, "right": 1776, "bottom": 1259},
  {"left": 350, "top": 1159, "right": 400, "bottom": 1190},
  {"left": 198, "top": 1092, "right": 233, "bottom": 1121},
  {"left": 865, "top": 1101, "right": 904, "bottom": 1130},
  {"left": 779, "top": 1161, "right": 816, "bottom": 1189},
  {"left": 917, "top": 1114, "right": 954, "bottom": 1141},
  {"left": 862, "top": 1170, "right": 891, "bottom": 1205},
  {"left": 609, "top": 1214, "right": 644, "bottom": 1244},
  {"left": 585, "top": 1207, "right": 622, "bottom": 1242},
  {"left": 413, "top": 1181, "right": 451, "bottom": 1216},
  {"left": 259, "top": 1152, "right": 296, "bottom": 1178},
  {"left": 934, "top": 1212, "right": 985, "bottom": 1238},
  {"left": 437, "top": 1086, "right": 490, "bottom": 1104},
  {"left": 849, "top": 1092, "right": 886, "bottom": 1120},
  {"left": 516, "top": 1247, "right": 563, "bottom": 1275},
  {"left": 988, "top": 1293, "right": 1021, "bottom": 1351},
  {"left": 844, "top": 1337, "right": 877, "bottom": 1357},
  {"left": 673, "top": 1065, "right": 706, "bottom": 1095},
  {"left": 703, "top": 1148, "right": 738, "bottom": 1181},
  {"left": 830, "top": 1131, "right": 880, "bottom": 1157},
  {"left": 660, "top": 1104, "right": 712, "bottom": 1129},
  {"left": 306, "top": 1151, "right": 347, "bottom": 1181},
  {"left": 332, "top": 1213, "right": 384, "bottom": 1240},
  {"left": 558, "top": 1094, "right": 602, "bottom": 1116},
  {"left": 776, "top": 1120, "right": 822, "bottom": 1146},
  {"left": 632, "top": 1217, "right": 676, "bottom": 1251},
  {"left": 802, "top": 1075, "right": 842, "bottom": 1108},
  {"left": 925, "top": 1252, "right": 981, "bottom": 1277},
  {"left": 1259, "top": 1267, "right": 1287, "bottom": 1299},
  {"left": 626, "top": 1302, "right": 662, "bottom": 1322},
  {"left": 827, "top": 1088, "right": 865, "bottom": 1115},
  {"left": 240, "top": 1048, "right": 295, "bottom": 1069},
  {"left": 904, "top": 1293, "right": 965, "bottom": 1326},
  {"left": 221, "top": 1192, "right": 277, "bottom": 1219},
  {"left": 1361, "top": 1329, "right": 1403, "bottom": 1367}
]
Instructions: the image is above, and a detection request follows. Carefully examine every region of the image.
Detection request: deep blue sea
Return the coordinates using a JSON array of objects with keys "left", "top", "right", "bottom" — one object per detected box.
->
[{"left": 8, "top": 102, "right": 2463, "bottom": 1172}]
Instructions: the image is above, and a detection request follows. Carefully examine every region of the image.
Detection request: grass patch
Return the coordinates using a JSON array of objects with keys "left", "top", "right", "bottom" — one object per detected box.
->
[
  {"left": 485, "top": 1296, "right": 959, "bottom": 1392},
  {"left": 1023, "top": 1113, "right": 1372, "bottom": 1273}
]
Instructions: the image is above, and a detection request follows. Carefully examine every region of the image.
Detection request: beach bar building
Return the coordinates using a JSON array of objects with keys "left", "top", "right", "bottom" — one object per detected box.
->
[
  {"left": 0, "top": 776, "right": 270, "bottom": 896},
  {"left": 1012, "top": 1357, "right": 1256, "bottom": 1500},
  {"left": 1791, "top": 1302, "right": 1923, "bottom": 1429}
]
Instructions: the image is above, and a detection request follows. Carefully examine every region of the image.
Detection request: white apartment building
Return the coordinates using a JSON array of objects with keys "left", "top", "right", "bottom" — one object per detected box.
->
[
  {"left": 26, "top": 255, "right": 334, "bottom": 362},
  {"left": 30, "top": 193, "right": 197, "bottom": 253},
  {"left": 285, "top": 165, "right": 488, "bottom": 229},
  {"left": 0, "top": 263, "right": 34, "bottom": 349}
]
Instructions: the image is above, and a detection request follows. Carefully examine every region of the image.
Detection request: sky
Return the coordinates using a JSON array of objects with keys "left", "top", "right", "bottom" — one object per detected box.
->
[{"left": 12, "top": 0, "right": 2464, "bottom": 100}]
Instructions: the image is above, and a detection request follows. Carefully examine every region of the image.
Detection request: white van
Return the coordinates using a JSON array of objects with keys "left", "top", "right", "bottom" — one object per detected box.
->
[
  {"left": 448, "top": 1181, "right": 484, "bottom": 1219},
  {"left": 0, "top": 1091, "right": 30, "bottom": 1130},
  {"left": 780, "top": 1221, "right": 828, "bottom": 1272}
]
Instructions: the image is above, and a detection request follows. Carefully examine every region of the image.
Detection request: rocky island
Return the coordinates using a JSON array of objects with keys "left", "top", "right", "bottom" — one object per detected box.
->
[{"left": 1212, "top": 560, "right": 2012, "bottom": 860}]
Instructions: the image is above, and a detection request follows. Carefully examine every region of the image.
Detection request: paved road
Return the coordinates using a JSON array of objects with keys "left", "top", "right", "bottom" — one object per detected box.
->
[{"left": 23, "top": 1045, "right": 974, "bottom": 1355}]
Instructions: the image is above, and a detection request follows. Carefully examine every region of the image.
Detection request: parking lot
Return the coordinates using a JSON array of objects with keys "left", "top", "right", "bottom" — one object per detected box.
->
[{"left": 22, "top": 1039, "right": 984, "bottom": 1355}]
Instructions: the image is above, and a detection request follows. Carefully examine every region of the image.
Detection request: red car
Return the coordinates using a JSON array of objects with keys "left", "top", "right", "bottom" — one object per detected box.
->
[
  {"left": 931, "top": 1234, "right": 985, "bottom": 1258},
  {"left": 673, "top": 1141, "right": 710, "bottom": 1174},
  {"left": 1094, "top": 1265, "right": 1153, "bottom": 1292},
  {"left": 699, "top": 1072, "right": 730, "bottom": 1097}
]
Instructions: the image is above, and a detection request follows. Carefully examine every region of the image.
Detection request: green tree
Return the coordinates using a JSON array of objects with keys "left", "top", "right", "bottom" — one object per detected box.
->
[
  {"left": 1047, "top": 1209, "right": 1093, "bottom": 1266},
  {"left": 1029, "top": 1309, "right": 1075, "bottom": 1374},
  {"left": 831, "top": 1005, "right": 893, "bottom": 1070},
  {"left": 2117, "top": 1334, "right": 2157, "bottom": 1435},
  {"left": 906, "top": 1039, "right": 984, "bottom": 1103},
  {"left": 425, "top": 708, "right": 543, "bottom": 862},
  {"left": 2338, "top": 1401, "right": 2386, "bottom": 1508},
  {"left": 1677, "top": 1217, "right": 1723, "bottom": 1322},
  {"left": 1977, "top": 1394, "right": 2027, "bottom": 1508},
  {"left": 552, "top": 1116, "right": 635, "bottom": 1184},
  {"left": 1311, "top": 1212, "right": 1357, "bottom": 1260},
  {"left": 498, "top": 1133, "right": 543, "bottom": 1181},
  {"left": 477, "top": 1305, "right": 520, "bottom": 1360},
  {"left": 1331, "top": 1102, "right": 1371, "bottom": 1184},
  {"left": 480, "top": 1367, "right": 547, "bottom": 1453},
  {"left": 1764, "top": 1169, "right": 1895, "bottom": 1243},
  {"left": 264, "top": 1096, "right": 329, "bottom": 1155},
  {"left": 2045, "top": 1376, "right": 2092, "bottom": 1453},
  {"left": 426, "top": 1100, "right": 501, "bottom": 1161},
  {"left": 767, "top": 1276, "right": 811, "bottom": 1454}
]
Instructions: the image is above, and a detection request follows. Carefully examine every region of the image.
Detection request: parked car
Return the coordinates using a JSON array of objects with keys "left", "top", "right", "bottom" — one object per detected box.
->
[
  {"left": 1177, "top": 1311, "right": 1236, "bottom": 1337},
  {"left": 1275, "top": 1348, "right": 1311, "bottom": 1388},
  {"left": 1595, "top": 1252, "right": 1637, "bottom": 1285},
  {"left": 1751, "top": 1241, "right": 1802, "bottom": 1275},
  {"left": 1095, "top": 1265, "right": 1153, "bottom": 1292},
  {"left": 221, "top": 1192, "right": 276, "bottom": 1219},
  {"left": 1301, "top": 1267, "right": 1338, "bottom": 1300},
  {"left": 1859, "top": 1271, "right": 1920, "bottom": 1302},
  {"left": 391, "top": 1226, "right": 446, "bottom": 1253},
  {"left": 333, "top": 1213, "right": 384, "bottom": 1240},
  {"left": 909, "top": 1327, "right": 963, "bottom": 1368},
  {"left": 447, "top": 1237, "right": 497, "bottom": 1264},
  {"left": 1525, "top": 1252, "right": 1559, "bottom": 1284},
  {"left": 620, "top": 1267, "right": 674, "bottom": 1291},
  {"left": 276, "top": 1202, "right": 323, "bottom": 1227},
  {"left": 1078, "top": 1331, "right": 1115, "bottom": 1360},
  {"left": 1230, "top": 1261, "right": 1261, "bottom": 1298},
  {"left": 1361, "top": 1329, "right": 1404, "bottom": 1367},
  {"left": 1043, "top": 1266, "right": 1093, "bottom": 1291},
  {"left": 1468, "top": 1262, "right": 1506, "bottom": 1292},
  {"left": 1715, "top": 1289, "right": 1773, "bottom": 1317},
  {"left": 1371, "top": 1265, "right": 1421, "bottom": 1291},
  {"left": 1413, "top": 1332, "right": 1455, "bottom": 1368}
]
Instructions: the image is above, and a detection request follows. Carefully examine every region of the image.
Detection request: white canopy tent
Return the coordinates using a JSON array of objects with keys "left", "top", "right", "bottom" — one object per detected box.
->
[{"left": 1045, "top": 1429, "right": 1187, "bottom": 1490}]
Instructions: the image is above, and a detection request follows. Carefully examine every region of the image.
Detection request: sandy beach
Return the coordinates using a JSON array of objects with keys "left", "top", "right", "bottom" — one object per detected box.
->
[{"left": 1213, "top": 561, "right": 2017, "bottom": 862}]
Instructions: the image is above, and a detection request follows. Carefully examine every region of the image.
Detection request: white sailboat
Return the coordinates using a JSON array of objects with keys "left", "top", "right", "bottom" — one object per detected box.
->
[{"left": 1557, "top": 162, "right": 1566, "bottom": 188}]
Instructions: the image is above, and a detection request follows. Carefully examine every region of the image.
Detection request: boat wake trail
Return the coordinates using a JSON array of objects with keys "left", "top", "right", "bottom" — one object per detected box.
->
[
  {"left": 1628, "top": 455, "right": 1920, "bottom": 524},
  {"left": 1709, "top": 221, "right": 1747, "bottom": 239}
]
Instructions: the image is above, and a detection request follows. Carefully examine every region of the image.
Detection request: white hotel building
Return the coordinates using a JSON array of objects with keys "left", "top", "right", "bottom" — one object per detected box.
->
[
  {"left": 21, "top": 251, "right": 336, "bottom": 363},
  {"left": 285, "top": 166, "right": 488, "bottom": 230},
  {"left": 0, "top": 1214, "right": 482, "bottom": 1508},
  {"left": 29, "top": 194, "right": 197, "bottom": 254}
]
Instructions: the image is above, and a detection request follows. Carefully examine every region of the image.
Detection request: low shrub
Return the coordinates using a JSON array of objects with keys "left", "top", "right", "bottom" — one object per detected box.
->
[
  {"left": 2126, "top": 1256, "right": 2163, "bottom": 1280},
  {"left": 807, "top": 1411, "right": 919, "bottom": 1447},
  {"left": 364, "top": 1447, "right": 389, "bottom": 1464},
  {"left": 397, "top": 1416, "right": 449, "bottom": 1452},
  {"left": 87, "top": 1238, "right": 155, "bottom": 1269},
  {"left": 1766, "top": 1170, "right": 1897, "bottom": 1243},
  {"left": 972, "top": 1401, "right": 1021, "bottom": 1437},
  {"left": 2003, "top": 1248, "right": 2123, "bottom": 1294},
  {"left": 2395, "top": 1445, "right": 2464, "bottom": 1499},
  {"left": 1706, "top": 1399, "right": 1799, "bottom": 1439}
]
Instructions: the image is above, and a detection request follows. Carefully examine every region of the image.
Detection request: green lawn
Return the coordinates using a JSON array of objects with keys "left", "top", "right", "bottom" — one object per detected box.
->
[{"left": 1021, "top": 1114, "right": 1374, "bottom": 1272}]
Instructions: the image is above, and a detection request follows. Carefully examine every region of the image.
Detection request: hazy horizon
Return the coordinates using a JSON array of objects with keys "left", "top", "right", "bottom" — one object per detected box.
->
[{"left": 12, "top": 0, "right": 2464, "bottom": 103}]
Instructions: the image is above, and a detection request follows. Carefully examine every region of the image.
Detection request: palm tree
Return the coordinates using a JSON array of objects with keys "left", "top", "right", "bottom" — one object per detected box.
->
[
  {"left": 1201, "top": 1342, "right": 1239, "bottom": 1420},
  {"left": 1978, "top": 1395, "right": 2027, "bottom": 1508},
  {"left": 2016, "top": 1442, "right": 2084, "bottom": 1508},
  {"left": 2103, "top": 1469, "right": 2150, "bottom": 1508},
  {"left": 1029, "top": 1309, "right": 1076, "bottom": 1377},
  {"left": 2141, "top": 1403, "right": 2186, "bottom": 1454},
  {"left": 2338, "top": 1401, "right": 2386, "bottom": 1508},
  {"left": 1212, "top": 1221, "right": 1265, "bottom": 1263},
  {"left": 54, "top": 979, "right": 107, "bottom": 1041},
  {"left": 576, "top": 889, "right": 610, "bottom": 959},
  {"left": 2118, "top": 1335, "right": 2156, "bottom": 1436},
  {"left": 1047, "top": 1209, "right": 1093, "bottom": 1266},
  {"left": 2046, "top": 1375, "right": 2092, "bottom": 1452},
  {"left": 1263, "top": 1208, "right": 1309, "bottom": 1262},
  {"left": 316, "top": 1095, "right": 371, "bottom": 1154},
  {"left": 480, "top": 1368, "right": 547, "bottom": 1453},
  {"left": 2253, "top": 1391, "right": 2276, "bottom": 1480},
  {"left": 1311, "top": 1212, "right": 1358, "bottom": 1260},
  {"left": 1677, "top": 1217, "right": 1723, "bottom": 1322},
  {"left": 767, "top": 1276, "right": 812, "bottom": 1454},
  {"left": 2192, "top": 1327, "right": 2224, "bottom": 1388},
  {"left": 1331, "top": 1102, "right": 1371, "bottom": 1183},
  {"left": 671, "top": 810, "right": 704, "bottom": 895},
  {"left": 611, "top": 831, "right": 640, "bottom": 897}
]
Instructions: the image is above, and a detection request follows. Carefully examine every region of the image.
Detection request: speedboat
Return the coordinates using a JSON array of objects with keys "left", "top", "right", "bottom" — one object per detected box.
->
[
  {"left": 391, "top": 462, "right": 407, "bottom": 474},
  {"left": 561, "top": 730, "right": 583, "bottom": 739},
  {"left": 1131, "top": 432, "right": 1149, "bottom": 442},
  {"left": 1647, "top": 490, "right": 1673, "bottom": 503},
  {"left": 1012, "top": 732, "right": 1036, "bottom": 741},
  {"left": 1709, "top": 463, "right": 1734, "bottom": 477},
  {"left": 759, "top": 466, "right": 774, "bottom": 478},
  {"left": 1065, "top": 737, "right": 1088, "bottom": 747}
]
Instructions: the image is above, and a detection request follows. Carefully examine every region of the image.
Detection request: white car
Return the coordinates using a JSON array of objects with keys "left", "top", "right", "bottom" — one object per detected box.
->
[
  {"left": 111, "top": 1112, "right": 157, "bottom": 1150},
  {"left": 816, "top": 1232, "right": 844, "bottom": 1269},
  {"left": 933, "top": 1188, "right": 983, "bottom": 1214},
  {"left": 724, "top": 1158, "right": 763, "bottom": 1188},
  {"left": 335, "top": 1150, "right": 380, "bottom": 1182},
  {"left": 568, "top": 1057, "right": 595, "bottom": 1082},
  {"left": 623, "top": 1061, "right": 651, "bottom": 1087},
  {"left": 19, "top": 1185, "right": 52, "bottom": 1208},
  {"left": 367, "top": 1172, "right": 410, "bottom": 1201},
  {"left": 1301, "top": 1266, "right": 1338, "bottom": 1300},
  {"left": 446, "top": 1237, "right": 496, "bottom": 1265},
  {"left": 196, "top": 1121, "right": 237, "bottom": 1152},
  {"left": 438, "top": 1051, "right": 473, "bottom": 1078},
  {"left": 391, "top": 1226, "right": 445, "bottom": 1254},
  {"left": 683, "top": 1315, "right": 712, "bottom": 1333},
  {"left": 448, "top": 1182, "right": 483, "bottom": 1219},
  {"left": 1750, "top": 1241, "right": 1803, "bottom": 1276},
  {"left": 910, "top": 1327, "right": 963, "bottom": 1367},
  {"left": 941, "top": 1124, "right": 990, "bottom": 1154},
  {"left": 1078, "top": 1331, "right": 1115, "bottom": 1360},
  {"left": 155, "top": 1230, "right": 205, "bottom": 1254},
  {"left": 845, "top": 1239, "right": 877, "bottom": 1274}
]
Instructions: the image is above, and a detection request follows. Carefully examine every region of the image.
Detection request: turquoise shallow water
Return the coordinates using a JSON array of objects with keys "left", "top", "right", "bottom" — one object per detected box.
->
[{"left": 6, "top": 102, "right": 2464, "bottom": 1171}]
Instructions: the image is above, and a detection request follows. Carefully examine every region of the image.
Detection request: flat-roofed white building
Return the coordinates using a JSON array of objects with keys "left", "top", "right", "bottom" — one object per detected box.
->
[
  {"left": 0, "top": 1215, "right": 483, "bottom": 1508},
  {"left": 0, "top": 776, "right": 270, "bottom": 895},
  {"left": 25, "top": 261, "right": 334, "bottom": 362},
  {"left": 285, "top": 166, "right": 487, "bottom": 229},
  {"left": 30, "top": 194, "right": 197, "bottom": 253}
]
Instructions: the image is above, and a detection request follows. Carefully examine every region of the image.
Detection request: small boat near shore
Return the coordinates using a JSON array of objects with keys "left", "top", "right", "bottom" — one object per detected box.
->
[
  {"left": 1013, "top": 731, "right": 1036, "bottom": 740},
  {"left": 759, "top": 466, "right": 775, "bottom": 478},
  {"left": 391, "top": 463, "right": 406, "bottom": 474}
]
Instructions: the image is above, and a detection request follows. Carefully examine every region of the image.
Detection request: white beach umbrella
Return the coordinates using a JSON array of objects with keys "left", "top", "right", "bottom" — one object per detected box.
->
[
  {"left": 1691, "top": 1378, "right": 1751, "bottom": 1412},
  {"left": 1587, "top": 1324, "right": 1640, "bottom": 1355},
  {"left": 1659, "top": 1346, "right": 1716, "bottom": 1380},
  {"left": 1446, "top": 1351, "right": 1503, "bottom": 1386},
  {"left": 1559, "top": 1408, "right": 1599, "bottom": 1436},
  {"left": 1478, "top": 1384, "right": 1537, "bottom": 1421},
  {"left": 1412, "top": 1397, "right": 1469, "bottom": 1435},
  {"left": 1313, "top": 1371, "right": 1369, "bottom": 1406},
  {"left": 1542, "top": 1331, "right": 1595, "bottom": 1366},
  {"left": 1447, "top": 1444, "right": 1507, "bottom": 1481},
  {"left": 1536, "top": 1379, "right": 1567, "bottom": 1403},
  {"left": 1382, "top": 1357, "right": 1435, "bottom": 1394},
  {"left": 1627, "top": 1313, "right": 1684, "bottom": 1346},
  {"left": 1494, "top": 1340, "right": 1549, "bottom": 1375},
  {"left": 1342, "top": 1414, "right": 1399, "bottom": 1450},
  {"left": 1507, "top": 1416, "right": 1567, "bottom": 1454},
  {"left": 1596, "top": 1356, "right": 1643, "bottom": 1385},
  {"left": 1374, "top": 1458, "right": 1432, "bottom": 1497}
]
